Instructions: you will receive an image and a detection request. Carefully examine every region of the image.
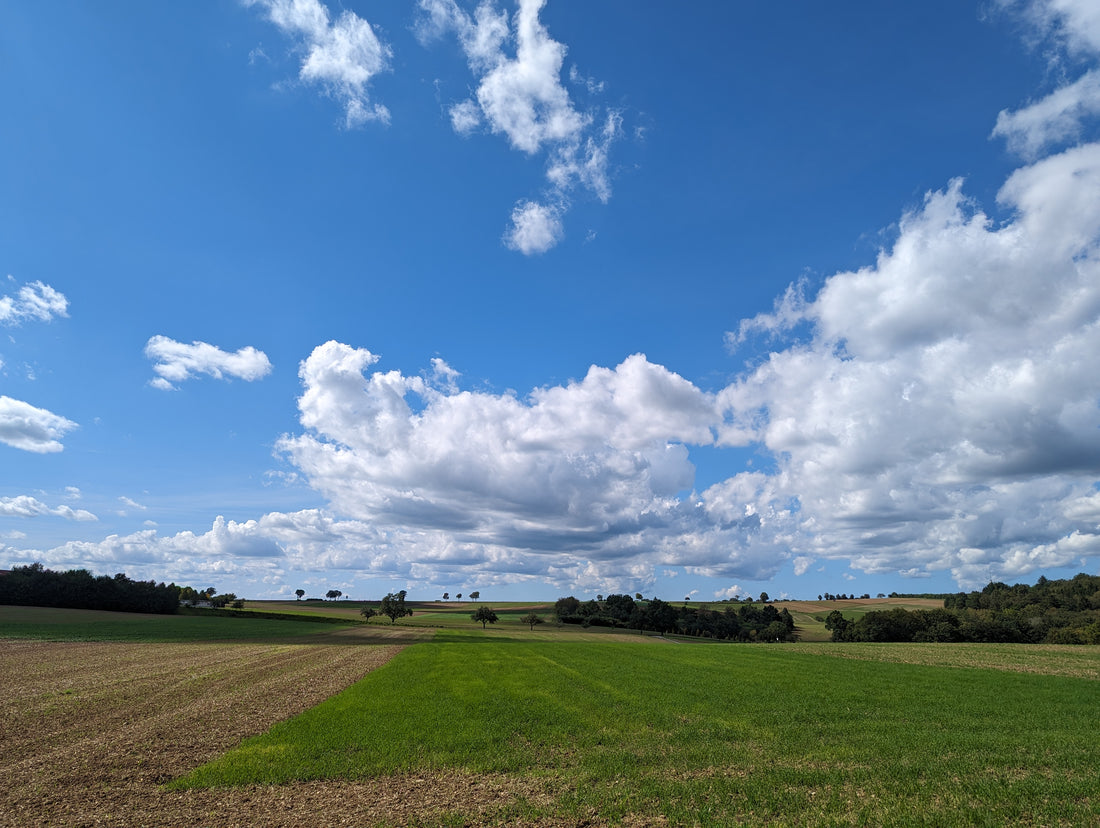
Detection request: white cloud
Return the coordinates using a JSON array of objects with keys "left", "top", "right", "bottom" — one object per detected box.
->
[
  {"left": 993, "top": 70, "right": 1100, "bottom": 157},
  {"left": 417, "top": 0, "right": 620, "bottom": 253},
  {"left": 0, "top": 495, "right": 96, "bottom": 521},
  {"left": 720, "top": 138, "right": 1100, "bottom": 588},
  {"left": 244, "top": 0, "right": 392, "bottom": 127},
  {"left": 118, "top": 496, "right": 148, "bottom": 512},
  {"left": 0, "top": 279, "right": 68, "bottom": 325},
  {"left": 503, "top": 199, "right": 563, "bottom": 254},
  {"left": 144, "top": 336, "right": 272, "bottom": 390},
  {"left": 449, "top": 99, "right": 483, "bottom": 134},
  {"left": 792, "top": 556, "right": 815, "bottom": 576},
  {"left": 1001, "top": 0, "right": 1100, "bottom": 56},
  {"left": 0, "top": 396, "right": 78, "bottom": 453},
  {"left": 263, "top": 340, "right": 789, "bottom": 593}
]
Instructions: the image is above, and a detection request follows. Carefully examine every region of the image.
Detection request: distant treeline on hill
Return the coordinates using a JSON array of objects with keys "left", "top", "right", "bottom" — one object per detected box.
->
[
  {"left": 827, "top": 574, "right": 1100, "bottom": 644},
  {"left": 555, "top": 594, "right": 797, "bottom": 642},
  {"left": 0, "top": 563, "right": 182, "bottom": 615}
]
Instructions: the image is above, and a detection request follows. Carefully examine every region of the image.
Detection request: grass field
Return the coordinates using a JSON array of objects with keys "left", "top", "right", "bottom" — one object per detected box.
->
[{"left": 177, "top": 628, "right": 1100, "bottom": 826}]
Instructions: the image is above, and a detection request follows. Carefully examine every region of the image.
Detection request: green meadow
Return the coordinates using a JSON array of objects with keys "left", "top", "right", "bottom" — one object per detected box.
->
[{"left": 176, "top": 628, "right": 1100, "bottom": 826}]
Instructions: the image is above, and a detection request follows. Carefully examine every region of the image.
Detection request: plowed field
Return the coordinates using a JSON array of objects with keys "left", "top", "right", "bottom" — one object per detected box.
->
[{"left": 0, "top": 626, "right": 546, "bottom": 827}]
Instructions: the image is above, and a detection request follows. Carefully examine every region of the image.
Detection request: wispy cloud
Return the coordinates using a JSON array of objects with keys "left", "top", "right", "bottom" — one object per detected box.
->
[
  {"left": 0, "top": 494, "right": 96, "bottom": 521},
  {"left": 0, "top": 278, "right": 68, "bottom": 325},
  {"left": 118, "top": 496, "right": 148, "bottom": 513},
  {"left": 145, "top": 336, "right": 272, "bottom": 390},
  {"left": 993, "top": 69, "right": 1100, "bottom": 157},
  {"left": 243, "top": 0, "right": 392, "bottom": 127}
]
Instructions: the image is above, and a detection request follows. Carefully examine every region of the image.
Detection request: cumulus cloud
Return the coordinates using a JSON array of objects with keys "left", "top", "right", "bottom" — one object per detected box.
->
[
  {"left": 145, "top": 336, "right": 272, "bottom": 390},
  {"left": 0, "top": 396, "right": 78, "bottom": 453},
  {"left": 0, "top": 278, "right": 68, "bottom": 325},
  {"left": 0, "top": 495, "right": 96, "bottom": 521},
  {"left": 503, "top": 199, "right": 563, "bottom": 254},
  {"left": 719, "top": 138, "right": 1100, "bottom": 587},
  {"left": 417, "top": 0, "right": 621, "bottom": 253},
  {"left": 263, "top": 340, "right": 792, "bottom": 592},
  {"left": 244, "top": 0, "right": 392, "bottom": 127}
]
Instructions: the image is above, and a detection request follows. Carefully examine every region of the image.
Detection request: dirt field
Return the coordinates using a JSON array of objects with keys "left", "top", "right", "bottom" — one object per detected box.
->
[{"left": 0, "top": 626, "right": 552, "bottom": 827}]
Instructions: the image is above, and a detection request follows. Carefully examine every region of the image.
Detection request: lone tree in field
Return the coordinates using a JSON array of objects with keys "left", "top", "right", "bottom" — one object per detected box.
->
[
  {"left": 471, "top": 605, "right": 498, "bottom": 629},
  {"left": 295, "top": 589, "right": 305, "bottom": 601},
  {"left": 469, "top": 590, "right": 480, "bottom": 601},
  {"left": 442, "top": 592, "right": 449, "bottom": 600},
  {"left": 520, "top": 612, "right": 544, "bottom": 631},
  {"left": 326, "top": 589, "right": 343, "bottom": 601},
  {"left": 360, "top": 606, "right": 378, "bottom": 621},
  {"left": 380, "top": 590, "right": 413, "bottom": 624}
]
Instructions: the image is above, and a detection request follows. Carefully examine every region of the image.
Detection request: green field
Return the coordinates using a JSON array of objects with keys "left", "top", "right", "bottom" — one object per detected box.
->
[{"left": 176, "top": 628, "right": 1100, "bottom": 826}]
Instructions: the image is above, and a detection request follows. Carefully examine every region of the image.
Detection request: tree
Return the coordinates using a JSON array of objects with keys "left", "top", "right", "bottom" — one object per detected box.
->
[
  {"left": 380, "top": 590, "right": 413, "bottom": 623},
  {"left": 469, "top": 590, "right": 480, "bottom": 601},
  {"left": 360, "top": 606, "right": 378, "bottom": 621},
  {"left": 759, "top": 591, "right": 770, "bottom": 603},
  {"left": 521, "top": 612, "right": 544, "bottom": 631},
  {"left": 456, "top": 593, "right": 462, "bottom": 601},
  {"left": 554, "top": 596, "right": 581, "bottom": 620},
  {"left": 825, "top": 609, "right": 851, "bottom": 641},
  {"left": 325, "top": 589, "right": 343, "bottom": 601},
  {"left": 210, "top": 592, "right": 236, "bottom": 608},
  {"left": 442, "top": 592, "right": 449, "bottom": 600},
  {"left": 471, "top": 605, "right": 498, "bottom": 629},
  {"left": 295, "top": 589, "right": 305, "bottom": 601},
  {"left": 635, "top": 593, "right": 643, "bottom": 601}
]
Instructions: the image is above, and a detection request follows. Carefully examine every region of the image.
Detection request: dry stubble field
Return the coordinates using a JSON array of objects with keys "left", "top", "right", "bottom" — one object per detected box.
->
[{"left": 0, "top": 626, "right": 550, "bottom": 828}]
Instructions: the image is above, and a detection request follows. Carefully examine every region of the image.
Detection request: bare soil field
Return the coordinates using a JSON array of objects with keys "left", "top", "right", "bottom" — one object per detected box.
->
[{"left": 0, "top": 626, "right": 553, "bottom": 827}]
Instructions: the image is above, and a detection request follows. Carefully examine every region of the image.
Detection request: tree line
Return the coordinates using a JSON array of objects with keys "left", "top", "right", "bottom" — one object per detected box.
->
[
  {"left": 554, "top": 594, "right": 797, "bottom": 641},
  {"left": 826, "top": 574, "right": 1100, "bottom": 644},
  {"left": 0, "top": 563, "right": 184, "bottom": 615}
]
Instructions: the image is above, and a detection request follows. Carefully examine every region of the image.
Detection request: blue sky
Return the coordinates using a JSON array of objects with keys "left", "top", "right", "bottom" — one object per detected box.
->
[{"left": 3, "top": 0, "right": 1100, "bottom": 602}]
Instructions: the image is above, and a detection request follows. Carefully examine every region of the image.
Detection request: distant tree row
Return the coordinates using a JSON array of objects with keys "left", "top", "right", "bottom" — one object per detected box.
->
[
  {"left": 826, "top": 574, "right": 1100, "bottom": 644},
  {"left": 554, "top": 594, "right": 797, "bottom": 641},
  {"left": 441, "top": 591, "right": 480, "bottom": 601},
  {"left": 818, "top": 593, "right": 873, "bottom": 601},
  {"left": 0, "top": 563, "right": 183, "bottom": 614}
]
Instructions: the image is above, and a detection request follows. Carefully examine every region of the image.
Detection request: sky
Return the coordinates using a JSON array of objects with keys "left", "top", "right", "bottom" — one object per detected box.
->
[{"left": 2, "top": 0, "right": 1100, "bottom": 603}]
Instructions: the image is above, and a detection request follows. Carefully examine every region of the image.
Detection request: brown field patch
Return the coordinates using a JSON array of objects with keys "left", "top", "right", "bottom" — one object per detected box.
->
[
  {"left": 784, "top": 641, "right": 1100, "bottom": 679},
  {"left": 0, "top": 626, "right": 560, "bottom": 827},
  {"left": 780, "top": 597, "right": 946, "bottom": 614}
]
